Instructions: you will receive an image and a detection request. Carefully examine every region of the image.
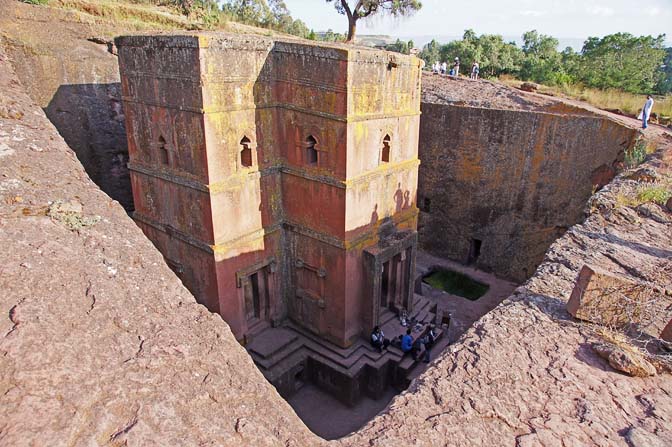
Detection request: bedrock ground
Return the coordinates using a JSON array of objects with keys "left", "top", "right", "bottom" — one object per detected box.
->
[{"left": 1, "top": 5, "right": 672, "bottom": 446}]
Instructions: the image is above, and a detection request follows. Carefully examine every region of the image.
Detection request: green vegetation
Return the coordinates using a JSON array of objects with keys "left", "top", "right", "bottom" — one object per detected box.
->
[
  {"left": 221, "top": 0, "right": 311, "bottom": 37},
  {"left": 616, "top": 177, "right": 672, "bottom": 208},
  {"left": 416, "top": 29, "right": 672, "bottom": 123},
  {"left": 420, "top": 30, "right": 521, "bottom": 78},
  {"left": 20, "top": 0, "right": 49, "bottom": 4},
  {"left": 418, "top": 30, "right": 671, "bottom": 97},
  {"left": 384, "top": 38, "right": 415, "bottom": 54},
  {"left": 624, "top": 140, "right": 649, "bottom": 168},
  {"left": 423, "top": 268, "right": 489, "bottom": 301},
  {"left": 52, "top": 0, "right": 314, "bottom": 35},
  {"left": 637, "top": 185, "right": 672, "bottom": 205}
]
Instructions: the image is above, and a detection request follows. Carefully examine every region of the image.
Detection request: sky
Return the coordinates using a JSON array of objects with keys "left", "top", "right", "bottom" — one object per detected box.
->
[{"left": 282, "top": 0, "right": 672, "bottom": 45}]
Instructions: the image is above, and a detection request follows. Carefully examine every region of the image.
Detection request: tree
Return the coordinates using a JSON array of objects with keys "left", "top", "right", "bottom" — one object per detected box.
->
[
  {"left": 576, "top": 33, "right": 667, "bottom": 93},
  {"left": 419, "top": 39, "right": 440, "bottom": 66},
  {"left": 519, "top": 30, "right": 565, "bottom": 85},
  {"left": 385, "top": 38, "right": 409, "bottom": 54},
  {"left": 222, "top": 0, "right": 272, "bottom": 25},
  {"left": 656, "top": 47, "right": 672, "bottom": 94},
  {"left": 325, "top": 0, "right": 422, "bottom": 43}
]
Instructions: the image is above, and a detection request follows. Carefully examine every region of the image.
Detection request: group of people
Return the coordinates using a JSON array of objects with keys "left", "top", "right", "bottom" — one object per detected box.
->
[
  {"left": 431, "top": 57, "right": 480, "bottom": 80},
  {"left": 370, "top": 324, "right": 437, "bottom": 363}
]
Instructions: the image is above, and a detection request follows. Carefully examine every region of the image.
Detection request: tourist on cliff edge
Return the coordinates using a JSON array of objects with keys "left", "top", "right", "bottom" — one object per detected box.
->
[
  {"left": 640, "top": 95, "right": 654, "bottom": 129},
  {"left": 471, "top": 61, "right": 479, "bottom": 80}
]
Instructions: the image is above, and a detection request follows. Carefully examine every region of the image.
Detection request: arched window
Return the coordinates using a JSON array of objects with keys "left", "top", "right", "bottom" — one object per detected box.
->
[
  {"left": 158, "top": 135, "right": 169, "bottom": 165},
  {"left": 305, "top": 135, "right": 318, "bottom": 165},
  {"left": 240, "top": 136, "right": 253, "bottom": 168},
  {"left": 381, "top": 134, "right": 391, "bottom": 163}
]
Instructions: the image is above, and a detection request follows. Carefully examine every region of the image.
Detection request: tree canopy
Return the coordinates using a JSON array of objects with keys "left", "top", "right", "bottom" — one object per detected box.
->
[
  {"left": 417, "top": 29, "right": 670, "bottom": 95},
  {"left": 325, "top": 0, "right": 422, "bottom": 43},
  {"left": 221, "top": 0, "right": 310, "bottom": 37}
]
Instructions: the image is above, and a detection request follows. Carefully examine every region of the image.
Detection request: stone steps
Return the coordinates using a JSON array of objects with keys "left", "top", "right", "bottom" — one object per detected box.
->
[{"left": 247, "top": 293, "right": 446, "bottom": 401}]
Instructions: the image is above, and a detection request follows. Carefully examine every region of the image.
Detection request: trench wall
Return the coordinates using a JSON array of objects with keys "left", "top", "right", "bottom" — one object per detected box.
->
[
  {"left": 418, "top": 103, "right": 639, "bottom": 282},
  {"left": 0, "top": 1, "right": 134, "bottom": 210}
]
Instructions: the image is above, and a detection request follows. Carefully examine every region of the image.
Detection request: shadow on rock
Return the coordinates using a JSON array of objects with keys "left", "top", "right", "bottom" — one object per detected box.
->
[{"left": 45, "top": 83, "right": 133, "bottom": 211}]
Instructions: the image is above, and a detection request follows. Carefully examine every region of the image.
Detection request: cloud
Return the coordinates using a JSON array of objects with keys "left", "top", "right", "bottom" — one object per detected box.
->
[
  {"left": 585, "top": 5, "right": 615, "bottom": 17},
  {"left": 519, "top": 10, "right": 548, "bottom": 17}
]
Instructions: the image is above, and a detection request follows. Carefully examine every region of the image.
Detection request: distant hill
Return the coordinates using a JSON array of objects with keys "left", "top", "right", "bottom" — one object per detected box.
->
[{"left": 355, "top": 34, "right": 397, "bottom": 48}]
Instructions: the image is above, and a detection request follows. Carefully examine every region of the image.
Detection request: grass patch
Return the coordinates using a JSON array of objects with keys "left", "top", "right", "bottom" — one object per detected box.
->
[
  {"left": 51, "top": 0, "right": 223, "bottom": 30},
  {"left": 499, "top": 76, "right": 672, "bottom": 121},
  {"left": 638, "top": 185, "right": 672, "bottom": 205},
  {"left": 616, "top": 178, "right": 672, "bottom": 208},
  {"left": 423, "top": 268, "right": 489, "bottom": 301}
]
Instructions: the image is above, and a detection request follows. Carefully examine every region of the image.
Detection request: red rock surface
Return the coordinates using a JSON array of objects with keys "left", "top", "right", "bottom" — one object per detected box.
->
[
  {"left": 0, "top": 45, "right": 318, "bottom": 447},
  {"left": 1, "top": 4, "right": 672, "bottom": 445},
  {"left": 342, "top": 123, "right": 672, "bottom": 446}
]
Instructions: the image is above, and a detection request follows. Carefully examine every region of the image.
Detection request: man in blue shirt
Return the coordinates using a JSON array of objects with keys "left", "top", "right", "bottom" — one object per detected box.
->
[{"left": 401, "top": 328, "right": 417, "bottom": 360}]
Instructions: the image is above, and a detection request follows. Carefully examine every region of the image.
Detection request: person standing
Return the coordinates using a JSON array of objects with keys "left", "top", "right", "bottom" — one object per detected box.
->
[
  {"left": 642, "top": 95, "right": 654, "bottom": 129},
  {"left": 422, "top": 325, "right": 437, "bottom": 363},
  {"left": 471, "top": 61, "right": 479, "bottom": 80},
  {"left": 453, "top": 57, "right": 460, "bottom": 77},
  {"left": 440, "top": 61, "right": 447, "bottom": 75}
]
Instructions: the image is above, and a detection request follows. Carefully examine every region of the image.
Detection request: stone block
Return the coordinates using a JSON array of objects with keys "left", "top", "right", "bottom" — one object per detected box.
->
[{"left": 567, "top": 265, "right": 646, "bottom": 327}]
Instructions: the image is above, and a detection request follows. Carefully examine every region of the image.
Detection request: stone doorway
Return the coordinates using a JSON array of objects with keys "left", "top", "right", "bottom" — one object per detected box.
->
[
  {"left": 380, "top": 250, "right": 411, "bottom": 313},
  {"left": 237, "top": 258, "right": 277, "bottom": 335},
  {"left": 363, "top": 230, "right": 418, "bottom": 331},
  {"left": 242, "top": 270, "right": 270, "bottom": 325}
]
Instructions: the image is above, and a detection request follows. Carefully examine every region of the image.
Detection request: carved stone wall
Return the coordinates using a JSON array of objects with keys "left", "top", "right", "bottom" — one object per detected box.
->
[
  {"left": 418, "top": 103, "right": 639, "bottom": 281},
  {"left": 116, "top": 34, "right": 422, "bottom": 347}
]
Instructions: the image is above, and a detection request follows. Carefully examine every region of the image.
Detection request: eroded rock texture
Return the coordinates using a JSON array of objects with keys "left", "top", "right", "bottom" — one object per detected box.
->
[
  {"left": 1, "top": 5, "right": 671, "bottom": 446},
  {"left": 418, "top": 78, "right": 639, "bottom": 282},
  {"left": 343, "top": 124, "right": 672, "bottom": 446},
  {"left": 0, "top": 0, "right": 132, "bottom": 210},
  {"left": 0, "top": 44, "right": 318, "bottom": 447}
]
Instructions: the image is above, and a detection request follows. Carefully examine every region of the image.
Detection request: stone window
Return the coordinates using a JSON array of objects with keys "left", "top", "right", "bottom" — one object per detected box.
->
[
  {"left": 305, "top": 135, "right": 318, "bottom": 165},
  {"left": 381, "top": 134, "right": 391, "bottom": 163},
  {"left": 240, "top": 136, "right": 253, "bottom": 168},
  {"left": 158, "top": 135, "right": 169, "bottom": 165}
]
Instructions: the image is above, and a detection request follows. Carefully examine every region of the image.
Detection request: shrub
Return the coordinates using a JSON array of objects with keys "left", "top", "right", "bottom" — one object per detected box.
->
[
  {"left": 20, "top": 0, "right": 49, "bottom": 5},
  {"left": 624, "top": 139, "right": 648, "bottom": 168},
  {"left": 637, "top": 185, "right": 672, "bottom": 205}
]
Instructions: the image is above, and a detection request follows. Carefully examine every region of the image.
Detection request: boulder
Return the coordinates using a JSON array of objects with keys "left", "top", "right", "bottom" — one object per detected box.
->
[
  {"left": 592, "top": 343, "right": 657, "bottom": 377},
  {"left": 666, "top": 196, "right": 672, "bottom": 212},
  {"left": 662, "top": 319, "right": 672, "bottom": 343},
  {"left": 519, "top": 82, "right": 538, "bottom": 92}
]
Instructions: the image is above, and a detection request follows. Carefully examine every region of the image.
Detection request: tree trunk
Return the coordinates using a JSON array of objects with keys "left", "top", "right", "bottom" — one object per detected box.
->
[{"left": 346, "top": 18, "right": 357, "bottom": 43}]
